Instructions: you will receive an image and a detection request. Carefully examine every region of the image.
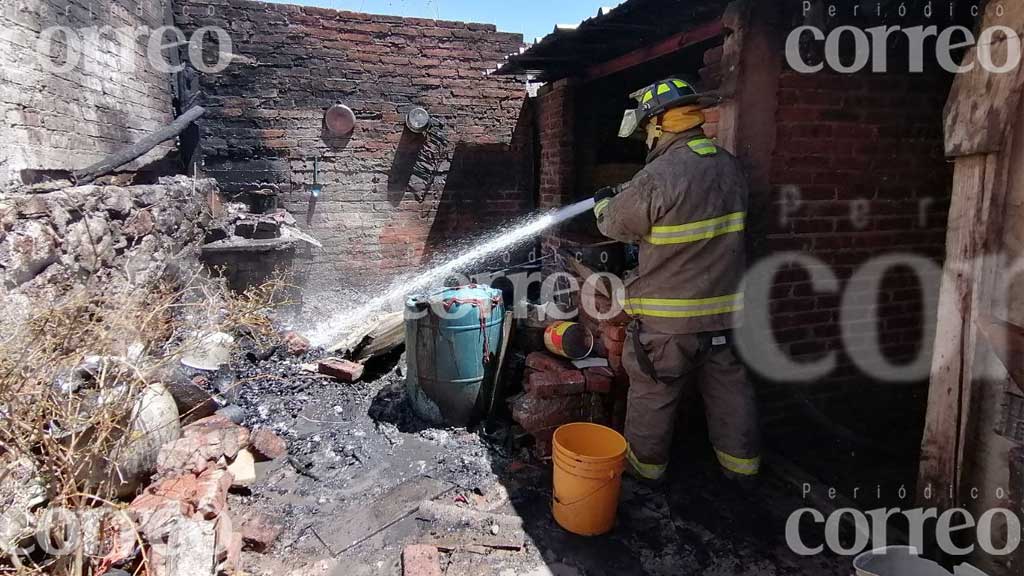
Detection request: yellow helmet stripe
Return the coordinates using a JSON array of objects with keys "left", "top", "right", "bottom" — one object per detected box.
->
[{"left": 657, "top": 83, "right": 671, "bottom": 95}]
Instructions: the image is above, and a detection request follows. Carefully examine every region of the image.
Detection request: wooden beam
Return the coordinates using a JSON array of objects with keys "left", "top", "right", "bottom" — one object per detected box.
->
[
  {"left": 583, "top": 19, "right": 725, "bottom": 82},
  {"left": 917, "top": 155, "right": 989, "bottom": 510},
  {"left": 72, "top": 106, "right": 206, "bottom": 185},
  {"left": 943, "top": 2, "right": 1024, "bottom": 156}
]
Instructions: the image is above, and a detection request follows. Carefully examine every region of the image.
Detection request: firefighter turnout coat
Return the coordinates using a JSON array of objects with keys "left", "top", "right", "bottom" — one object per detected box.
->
[
  {"left": 596, "top": 128, "right": 760, "bottom": 480},
  {"left": 596, "top": 128, "right": 748, "bottom": 335}
]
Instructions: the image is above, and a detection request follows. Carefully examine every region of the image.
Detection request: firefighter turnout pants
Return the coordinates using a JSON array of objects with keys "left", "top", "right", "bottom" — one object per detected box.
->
[{"left": 623, "top": 321, "right": 761, "bottom": 480}]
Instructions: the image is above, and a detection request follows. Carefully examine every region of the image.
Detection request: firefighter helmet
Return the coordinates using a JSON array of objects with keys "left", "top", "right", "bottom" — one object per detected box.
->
[{"left": 618, "top": 78, "right": 702, "bottom": 138}]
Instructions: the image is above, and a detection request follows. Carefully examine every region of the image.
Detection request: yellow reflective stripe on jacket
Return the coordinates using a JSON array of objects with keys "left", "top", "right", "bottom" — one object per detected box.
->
[
  {"left": 624, "top": 293, "right": 743, "bottom": 318},
  {"left": 715, "top": 450, "right": 761, "bottom": 476},
  {"left": 594, "top": 198, "right": 610, "bottom": 218},
  {"left": 687, "top": 137, "right": 718, "bottom": 156},
  {"left": 647, "top": 212, "right": 745, "bottom": 245},
  {"left": 627, "top": 446, "right": 667, "bottom": 480}
]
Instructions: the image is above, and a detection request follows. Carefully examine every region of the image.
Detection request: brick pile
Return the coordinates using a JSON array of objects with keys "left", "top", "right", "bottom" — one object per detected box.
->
[
  {"left": 511, "top": 351, "right": 614, "bottom": 457},
  {"left": 129, "top": 415, "right": 286, "bottom": 575}
]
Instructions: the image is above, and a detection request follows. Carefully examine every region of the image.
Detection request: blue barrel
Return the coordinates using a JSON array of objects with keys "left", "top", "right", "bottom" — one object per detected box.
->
[{"left": 405, "top": 285, "right": 505, "bottom": 427}]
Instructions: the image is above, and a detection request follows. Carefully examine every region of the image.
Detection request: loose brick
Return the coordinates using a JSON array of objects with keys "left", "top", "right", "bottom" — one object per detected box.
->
[
  {"left": 250, "top": 428, "right": 288, "bottom": 461},
  {"left": 603, "top": 336, "right": 625, "bottom": 360},
  {"left": 194, "top": 468, "right": 234, "bottom": 520},
  {"left": 318, "top": 358, "right": 365, "bottom": 382},
  {"left": 601, "top": 323, "right": 627, "bottom": 343},
  {"left": 584, "top": 367, "right": 615, "bottom": 395},
  {"left": 281, "top": 331, "right": 310, "bottom": 356},
  {"left": 524, "top": 370, "right": 585, "bottom": 398},
  {"left": 403, "top": 544, "right": 443, "bottom": 576},
  {"left": 525, "top": 351, "right": 571, "bottom": 373},
  {"left": 239, "top": 513, "right": 283, "bottom": 553}
]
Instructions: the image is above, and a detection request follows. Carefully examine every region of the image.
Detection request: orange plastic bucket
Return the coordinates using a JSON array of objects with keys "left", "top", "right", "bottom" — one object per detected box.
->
[
  {"left": 551, "top": 422, "right": 627, "bottom": 536},
  {"left": 544, "top": 322, "right": 594, "bottom": 360}
]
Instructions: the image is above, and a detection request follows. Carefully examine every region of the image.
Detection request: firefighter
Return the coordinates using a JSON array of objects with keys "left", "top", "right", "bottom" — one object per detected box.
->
[{"left": 594, "top": 78, "right": 760, "bottom": 482}]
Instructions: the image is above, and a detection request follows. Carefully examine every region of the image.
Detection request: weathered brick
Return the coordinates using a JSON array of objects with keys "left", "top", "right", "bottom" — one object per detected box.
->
[
  {"left": 249, "top": 428, "right": 288, "bottom": 461},
  {"left": 584, "top": 367, "right": 615, "bottom": 395},
  {"left": 525, "top": 351, "right": 571, "bottom": 373},
  {"left": 403, "top": 545, "right": 442, "bottom": 576},
  {"left": 318, "top": 358, "right": 365, "bottom": 382},
  {"left": 524, "top": 370, "right": 585, "bottom": 398}
]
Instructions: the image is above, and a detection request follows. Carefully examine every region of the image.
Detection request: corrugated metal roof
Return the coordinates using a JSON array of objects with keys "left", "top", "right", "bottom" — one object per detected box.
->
[{"left": 493, "top": 0, "right": 729, "bottom": 82}]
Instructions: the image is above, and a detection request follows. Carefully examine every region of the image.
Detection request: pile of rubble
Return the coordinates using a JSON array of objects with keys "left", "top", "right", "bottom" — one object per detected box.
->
[
  {"left": 0, "top": 175, "right": 213, "bottom": 324},
  {"left": 203, "top": 201, "right": 321, "bottom": 249},
  {"left": 128, "top": 414, "right": 288, "bottom": 575}
]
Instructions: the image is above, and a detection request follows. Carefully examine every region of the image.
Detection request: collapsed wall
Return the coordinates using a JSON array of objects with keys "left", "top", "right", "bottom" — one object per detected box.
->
[{"left": 0, "top": 176, "right": 214, "bottom": 325}]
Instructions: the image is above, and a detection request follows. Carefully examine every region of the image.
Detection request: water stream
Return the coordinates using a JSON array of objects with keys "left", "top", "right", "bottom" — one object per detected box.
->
[{"left": 307, "top": 198, "right": 596, "bottom": 347}]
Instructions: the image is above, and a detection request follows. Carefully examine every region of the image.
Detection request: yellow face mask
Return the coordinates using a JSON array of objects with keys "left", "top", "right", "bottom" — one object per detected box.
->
[{"left": 645, "top": 105, "right": 706, "bottom": 149}]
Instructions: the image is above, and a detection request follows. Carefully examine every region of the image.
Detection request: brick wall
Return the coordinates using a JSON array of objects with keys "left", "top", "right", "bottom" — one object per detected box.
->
[
  {"left": 0, "top": 0, "right": 174, "bottom": 188},
  {"left": 536, "top": 79, "right": 576, "bottom": 210},
  {"left": 761, "top": 67, "right": 953, "bottom": 436},
  {"left": 174, "top": 0, "right": 531, "bottom": 298}
]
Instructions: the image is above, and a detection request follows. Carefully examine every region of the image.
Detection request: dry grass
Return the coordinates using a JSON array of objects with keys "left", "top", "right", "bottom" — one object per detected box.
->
[{"left": 0, "top": 271, "right": 292, "bottom": 575}]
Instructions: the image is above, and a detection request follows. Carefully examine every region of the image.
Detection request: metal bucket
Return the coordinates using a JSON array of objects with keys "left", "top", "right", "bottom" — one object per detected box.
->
[
  {"left": 405, "top": 285, "right": 505, "bottom": 427},
  {"left": 544, "top": 321, "right": 594, "bottom": 360}
]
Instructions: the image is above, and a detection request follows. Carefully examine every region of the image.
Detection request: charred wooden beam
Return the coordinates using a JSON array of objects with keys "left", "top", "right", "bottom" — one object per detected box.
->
[{"left": 72, "top": 106, "right": 206, "bottom": 186}]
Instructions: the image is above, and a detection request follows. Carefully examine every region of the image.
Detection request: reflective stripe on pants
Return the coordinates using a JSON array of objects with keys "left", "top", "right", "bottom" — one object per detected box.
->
[
  {"left": 627, "top": 446, "right": 668, "bottom": 480},
  {"left": 624, "top": 293, "right": 743, "bottom": 319},
  {"left": 715, "top": 450, "right": 761, "bottom": 476},
  {"left": 622, "top": 322, "right": 760, "bottom": 477}
]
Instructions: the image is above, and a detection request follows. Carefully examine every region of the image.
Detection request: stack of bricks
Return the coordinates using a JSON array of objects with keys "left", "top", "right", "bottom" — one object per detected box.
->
[
  {"left": 511, "top": 351, "right": 612, "bottom": 457},
  {"left": 577, "top": 289, "right": 631, "bottom": 431}
]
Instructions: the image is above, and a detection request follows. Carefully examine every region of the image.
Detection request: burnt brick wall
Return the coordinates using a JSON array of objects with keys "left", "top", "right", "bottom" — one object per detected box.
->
[
  {"left": 174, "top": 0, "right": 531, "bottom": 297},
  {"left": 761, "top": 67, "right": 953, "bottom": 430},
  {"left": 1, "top": 0, "right": 175, "bottom": 188},
  {"left": 537, "top": 78, "right": 576, "bottom": 210}
]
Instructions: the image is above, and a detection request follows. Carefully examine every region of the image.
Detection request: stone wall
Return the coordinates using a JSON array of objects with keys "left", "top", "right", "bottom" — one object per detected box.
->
[
  {"left": 0, "top": 176, "right": 213, "bottom": 326},
  {"left": 174, "top": 0, "right": 532, "bottom": 302},
  {"left": 0, "top": 0, "right": 175, "bottom": 188}
]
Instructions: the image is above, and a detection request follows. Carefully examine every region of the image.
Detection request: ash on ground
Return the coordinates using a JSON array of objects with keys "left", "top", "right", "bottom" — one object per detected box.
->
[{"left": 221, "top": 347, "right": 544, "bottom": 575}]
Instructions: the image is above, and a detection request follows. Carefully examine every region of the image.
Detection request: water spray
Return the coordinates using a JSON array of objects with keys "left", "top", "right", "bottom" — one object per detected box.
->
[{"left": 307, "top": 198, "right": 596, "bottom": 347}]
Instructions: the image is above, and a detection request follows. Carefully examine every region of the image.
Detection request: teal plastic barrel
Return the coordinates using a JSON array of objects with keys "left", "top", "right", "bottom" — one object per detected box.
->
[{"left": 405, "top": 285, "right": 505, "bottom": 426}]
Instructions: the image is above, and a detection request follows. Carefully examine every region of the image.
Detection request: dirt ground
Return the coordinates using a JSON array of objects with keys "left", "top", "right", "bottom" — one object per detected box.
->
[{"left": 225, "top": 353, "right": 856, "bottom": 576}]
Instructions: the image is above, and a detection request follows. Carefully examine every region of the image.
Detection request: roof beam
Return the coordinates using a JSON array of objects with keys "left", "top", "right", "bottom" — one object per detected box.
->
[{"left": 583, "top": 19, "right": 725, "bottom": 82}]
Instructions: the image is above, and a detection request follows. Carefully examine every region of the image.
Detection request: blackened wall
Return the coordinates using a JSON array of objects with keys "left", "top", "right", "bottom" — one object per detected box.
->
[
  {"left": 174, "top": 0, "right": 532, "bottom": 298},
  {"left": 1, "top": 0, "right": 175, "bottom": 188},
  {"left": 761, "top": 65, "right": 954, "bottom": 491}
]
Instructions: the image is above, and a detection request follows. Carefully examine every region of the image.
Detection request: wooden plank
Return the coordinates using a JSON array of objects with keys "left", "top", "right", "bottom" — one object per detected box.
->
[
  {"left": 917, "top": 155, "right": 989, "bottom": 509},
  {"left": 944, "top": 3, "right": 1024, "bottom": 156},
  {"left": 415, "top": 501, "right": 525, "bottom": 551},
  {"left": 583, "top": 19, "right": 724, "bottom": 82},
  {"left": 318, "top": 475, "right": 453, "bottom": 555}
]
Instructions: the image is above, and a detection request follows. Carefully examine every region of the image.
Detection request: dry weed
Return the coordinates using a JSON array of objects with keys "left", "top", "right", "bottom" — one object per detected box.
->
[{"left": 0, "top": 270, "right": 292, "bottom": 575}]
